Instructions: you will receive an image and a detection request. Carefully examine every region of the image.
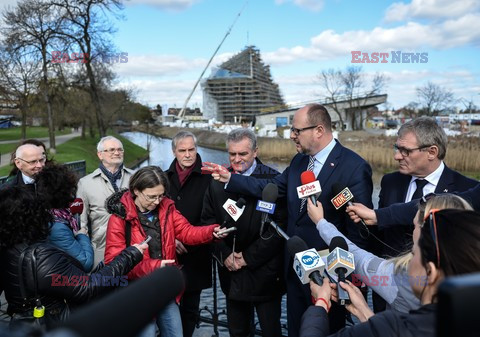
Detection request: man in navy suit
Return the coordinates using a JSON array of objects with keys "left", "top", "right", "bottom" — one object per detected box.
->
[
  {"left": 204, "top": 104, "right": 373, "bottom": 336},
  {"left": 372, "top": 116, "right": 478, "bottom": 312}
]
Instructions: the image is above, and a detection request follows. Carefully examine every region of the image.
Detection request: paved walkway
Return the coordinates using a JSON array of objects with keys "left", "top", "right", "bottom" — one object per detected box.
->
[{"left": 0, "top": 130, "right": 81, "bottom": 167}]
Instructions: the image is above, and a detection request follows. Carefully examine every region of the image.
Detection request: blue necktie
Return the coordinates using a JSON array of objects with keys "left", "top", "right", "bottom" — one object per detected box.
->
[{"left": 299, "top": 155, "right": 315, "bottom": 213}]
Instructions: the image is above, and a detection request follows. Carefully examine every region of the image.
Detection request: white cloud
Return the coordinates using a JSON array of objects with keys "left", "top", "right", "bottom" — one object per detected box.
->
[
  {"left": 125, "top": 0, "right": 200, "bottom": 11},
  {"left": 113, "top": 54, "right": 205, "bottom": 77},
  {"left": 384, "top": 0, "right": 480, "bottom": 22},
  {"left": 262, "top": 14, "right": 480, "bottom": 66},
  {"left": 275, "top": 0, "right": 324, "bottom": 12}
]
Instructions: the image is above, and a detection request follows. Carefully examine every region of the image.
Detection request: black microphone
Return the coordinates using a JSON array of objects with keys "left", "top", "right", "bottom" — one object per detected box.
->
[
  {"left": 257, "top": 183, "right": 289, "bottom": 240},
  {"left": 287, "top": 235, "right": 324, "bottom": 286},
  {"left": 327, "top": 236, "right": 354, "bottom": 305},
  {"left": 56, "top": 266, "right": 184, "bottom": 337},
  {"left": 331, "top": 183, "right": 368, "bottom": 228}
]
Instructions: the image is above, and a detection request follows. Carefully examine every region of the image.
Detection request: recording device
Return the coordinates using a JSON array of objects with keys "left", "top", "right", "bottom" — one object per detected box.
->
[
  {"left": 438, "top": 272, "right": 480, "bottom": 337},
  {"left": 297, "top": 170, "right": 321, "bottom": 205},
  {"left": 287, "top": 235, "right": 325, "bottom": 286},
  {"left": 326, "top": 236, "right": 355, "bottom": 305},
  {"left": 141, "top": 235, "right": 152, "bottom": 245},
  {"left": 52, "top": 266, "right": 184, "bottom": 337},
  {"left": 217, "top": 226, "right": 237, "bottom": 235},
  {"left": 222, "top": 197, "right": 246, "bottom": 223},
  {"left": 257, "top": 183, "right": 290, "bottom": 240},
  {"left": 331, "top": 183, "right": 369, "bottom": 228},
  {"left": 69, "top": 198, "right": 84, "bottom": 225}
]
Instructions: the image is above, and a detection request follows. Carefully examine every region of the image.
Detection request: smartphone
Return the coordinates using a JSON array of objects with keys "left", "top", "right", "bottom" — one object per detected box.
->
[
  {"left": 141, "top": 235, "right": 152, "bottom": 245},
  {"left": 217, "top": 227, "right": 237, "bottom": 235}
]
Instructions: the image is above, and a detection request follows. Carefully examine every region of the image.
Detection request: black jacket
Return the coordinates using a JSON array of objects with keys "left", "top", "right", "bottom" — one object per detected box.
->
[
  {"left": 201, "top": 159, "right": 287, "bottom": 302},
  {"left": 0, "top": 242, "right": 143, "bottom": 328},
  {"left": 300, "top": 303, "right": 436, "bottom": 337},
  {"left": 166, "top": 154, "right": 213, "bottom": 291}
]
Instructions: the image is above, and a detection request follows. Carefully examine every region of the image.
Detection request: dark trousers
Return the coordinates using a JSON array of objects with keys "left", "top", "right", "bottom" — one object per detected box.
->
[
  {"left": 179, "top": 290, "right": 201, "bottom": 337},
  {"left": 226, "top": 296, "right": 282, "bottom": 337},
  {"left": 286, "top": 266, "right": 346, "bottom": 337}
]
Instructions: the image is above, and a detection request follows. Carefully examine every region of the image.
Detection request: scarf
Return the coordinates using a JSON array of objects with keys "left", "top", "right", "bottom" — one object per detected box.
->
[
  {"left": 175, "top": 160, "right": 196, "bottom": 186},
  {"left": 50, "top": 208, "right": 79, "bottom": 232},
  {"left": 100, "top": 163, "right": 123, "bottom": 192}
]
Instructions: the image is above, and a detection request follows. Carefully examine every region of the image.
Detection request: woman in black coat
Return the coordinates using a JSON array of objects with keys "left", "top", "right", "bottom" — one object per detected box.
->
[
  {"left": 0, "top": 185, "right": 147, "bottom": 330},
  {"left": 300, "top": 196, "right": 480, "bottom": 337}
]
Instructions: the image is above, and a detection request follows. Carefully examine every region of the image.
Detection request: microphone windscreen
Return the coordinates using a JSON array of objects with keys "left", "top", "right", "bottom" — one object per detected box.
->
[
  {"left": 287, "top": 235, "right": 309, "bottom": 257},
  {"left": 69, "top": 198, "right": 84, "bottom": 215},
  {"left": 300, "top": 171, "right": 316, "bottom": 185},
  {"left": 331, "top": 183, "right": 344, "bottom": 196},
  {"left": 59, "top": 266, "right": 184, "bottom": 337},
  {"left": 329, "top": 236, "right": 349, "bottom": 252},
  {"left": 236, "top": 197, "right": 246, "bottom": 208},
  {"left": 262, "top": 183, "right": 278, "bottom": 203}
]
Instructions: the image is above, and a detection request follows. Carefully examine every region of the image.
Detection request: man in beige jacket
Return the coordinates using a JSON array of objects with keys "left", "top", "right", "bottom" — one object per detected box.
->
[{"left": 77, "top": 136, "right": 134, "bottom": 267}]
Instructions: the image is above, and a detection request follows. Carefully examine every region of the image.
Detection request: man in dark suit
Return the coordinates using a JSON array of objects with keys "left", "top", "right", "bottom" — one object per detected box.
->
[
  {"left": 373, "top": 116, "right": 478, "bottom": 312},
  {"left": 203, "top": 104, "right": 373, "bottom": 337},
  {"left": 165, "top": 131, "right": 212, "bottom": 337}
]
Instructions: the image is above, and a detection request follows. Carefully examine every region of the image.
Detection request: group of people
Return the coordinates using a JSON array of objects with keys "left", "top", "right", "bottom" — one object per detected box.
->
[{"left": 0, "top": 103, "right": 479, "bottom": 337}]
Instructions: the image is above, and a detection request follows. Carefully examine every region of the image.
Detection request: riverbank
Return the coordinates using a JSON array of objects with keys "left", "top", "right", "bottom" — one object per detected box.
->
[{"left": 138, "top": 125, "right": 480, "bottom": 179}]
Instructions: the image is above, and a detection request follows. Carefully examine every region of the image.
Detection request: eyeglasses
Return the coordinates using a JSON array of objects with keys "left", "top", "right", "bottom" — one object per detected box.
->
[
  {"left": 16, "top": 157, "right": 46, "bottom": 166},
  {"left": 393, "top": 144, "right": 431, "bottom": 157},
  {"left": 141, "top": 191, "right": 164, "bottom": 202},
  {"left": 423, "top": 209, "right": 441, "bottom": 267},
  {"left": 290, "top": 125, "right": 318, "bottom": 136},
  {"left": 102, "top": 148, "right": 124, "bottom": 154}
]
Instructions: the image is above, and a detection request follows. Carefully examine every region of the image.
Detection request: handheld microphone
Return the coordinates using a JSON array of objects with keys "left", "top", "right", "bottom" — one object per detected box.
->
[
  {"left": 57, "top": 266, "right": 184, "bottom": 337},
  {"left": 331, "top": 183, "right": 368, "bottom": 228},
  {"left": 297, "top": 171, "right": 321, "bottom": 205},
  {"left": 222, "top": 197, "right": 246, "bottom": 225},
  {"left": 326, "top": 236, "right": 355, "bottom": 305},
  {"left": 256, "top": 183, "right": 289, "bottom": 240},
  {"left": 287, "top": 235, "right": 325, "bottom": 286},
  {"left": 69, "top": 198, "right": 84, "bottom": 226}
]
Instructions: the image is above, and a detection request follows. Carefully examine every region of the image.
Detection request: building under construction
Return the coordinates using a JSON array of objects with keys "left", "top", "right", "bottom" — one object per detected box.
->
[{"left": 202, "top": 46, "right": 285, "bottom": 123}]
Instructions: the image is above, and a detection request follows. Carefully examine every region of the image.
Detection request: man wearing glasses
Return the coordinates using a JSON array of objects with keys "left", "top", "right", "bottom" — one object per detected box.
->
[
  {"left": 4, "top": 143, "right": 46, "bottom": 187},
  {"left": 77, "top": 136, "right": 134, "bottom": 267},
  {"left": 204, "top": 104, "right": 373, "bottom": 336},
  {"left": 372, "top": 116, "right": 478, "bottom": 311}
]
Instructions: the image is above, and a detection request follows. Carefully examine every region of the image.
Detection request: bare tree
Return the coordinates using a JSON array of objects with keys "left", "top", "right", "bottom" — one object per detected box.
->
[
  {"left": 318, "top": 66, "right": 388, "bottom": 130},
  {"left": 2, "top": 0, "right": 65, "bottom": 149},
  {"left": 0, "top": 45, "right": 41, "bottom": 139},
  {"left": 52, "top": 0, "right": 123, "bottom": 137},
  {"left": 415, "top": 82, "right": 454, "bottom": 116}
]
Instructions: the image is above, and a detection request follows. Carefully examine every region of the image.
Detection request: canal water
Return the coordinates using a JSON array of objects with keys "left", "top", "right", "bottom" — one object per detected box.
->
[{"left": 121, "top": 131, "right": 380, "bottom": 336}]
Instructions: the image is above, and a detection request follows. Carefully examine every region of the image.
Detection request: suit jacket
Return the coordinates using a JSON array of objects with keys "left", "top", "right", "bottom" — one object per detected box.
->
[
  {"left": 378, "top": 165, "right": 479, "bottom": 256},
  {"left": 227, "top": 140, "right": 373, "bottom": 253}
]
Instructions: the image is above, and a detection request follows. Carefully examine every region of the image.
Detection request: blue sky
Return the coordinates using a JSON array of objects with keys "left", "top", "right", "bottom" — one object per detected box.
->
[{"left": 2, "top": 0, "right": 479, "bottom": 111}]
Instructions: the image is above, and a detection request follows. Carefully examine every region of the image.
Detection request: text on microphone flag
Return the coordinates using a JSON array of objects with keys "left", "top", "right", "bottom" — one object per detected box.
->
[
  {"left": 331, "top": 188, "right": 354, "bottom": 209},
  {"left": 296, "top": 180, "right": 322, "bottom": 197},
  {"left": 256, "top": 200, "right": 276, "bottom": 214}
]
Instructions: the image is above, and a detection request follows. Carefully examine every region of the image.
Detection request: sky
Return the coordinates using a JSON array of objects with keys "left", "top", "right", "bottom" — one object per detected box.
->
[{"left": 1, "top": 0, "right": 479, "bottom": 111}]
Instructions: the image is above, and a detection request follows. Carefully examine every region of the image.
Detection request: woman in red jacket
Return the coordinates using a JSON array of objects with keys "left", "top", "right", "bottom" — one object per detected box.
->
[{"left": 104, "top": 166, "right": 225, "bottom": 337}]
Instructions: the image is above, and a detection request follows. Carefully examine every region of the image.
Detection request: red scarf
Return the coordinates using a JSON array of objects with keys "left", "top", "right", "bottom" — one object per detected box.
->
[{"left": 176, "top": 159, "right": 196, "bottom": 186}]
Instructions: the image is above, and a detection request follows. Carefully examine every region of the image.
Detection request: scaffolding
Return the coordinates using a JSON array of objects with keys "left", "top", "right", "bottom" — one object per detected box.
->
[{"left": 202, "top": 46, "right": 286, "bottom": 122}]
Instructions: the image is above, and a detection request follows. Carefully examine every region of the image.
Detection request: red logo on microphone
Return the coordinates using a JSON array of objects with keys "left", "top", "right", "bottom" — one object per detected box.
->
[{"left": 227, "top": 205, "right": 237, "bottom": 215}]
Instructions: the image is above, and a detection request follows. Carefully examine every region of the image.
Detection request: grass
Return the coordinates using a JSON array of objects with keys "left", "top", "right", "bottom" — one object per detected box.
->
[
  {"left": 0, "top": 126, "right": 70, "bottom": 141},
  {"left": 0, "top": 133, "right": 148, "bottom": 177},
  {"left": 0, "top": 143, "right": 17, "bottom": 157}
]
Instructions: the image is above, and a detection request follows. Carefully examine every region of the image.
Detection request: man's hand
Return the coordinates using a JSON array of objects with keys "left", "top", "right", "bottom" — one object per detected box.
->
[
  {"left": 346, "top": 202, "right": 378, "bottom": 226},
  {"left": 233, "top": 252, "right": 247, "bottom": 268},
  {"left": 175, "top": 239, "right": 188, "bottom": 255},
  {"left": 201, "top": 162, "right": 231, "bottom": 183},
  {"left": 223, "top": 252, "right": 242, "bottom": 272},
  {"left": 307, "top": 198, "right": 324, "bottom": 224}
]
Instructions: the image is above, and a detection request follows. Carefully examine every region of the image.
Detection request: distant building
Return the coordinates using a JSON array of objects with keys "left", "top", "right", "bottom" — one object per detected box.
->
[{"left": 202, "top": 46, "right": 285, "bottom": 123}]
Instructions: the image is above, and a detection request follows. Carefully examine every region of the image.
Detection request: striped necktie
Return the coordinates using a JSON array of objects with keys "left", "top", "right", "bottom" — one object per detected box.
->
[{"left": 299, "top": 155, "right": 315, "bottom": 213}]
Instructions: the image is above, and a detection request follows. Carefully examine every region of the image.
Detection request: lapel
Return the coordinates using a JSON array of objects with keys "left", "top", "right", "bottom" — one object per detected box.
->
[
  {"left": 396, "top": 174, "right": 412, "bottom": 202},
  {"left": 434, "top": 165, "right": 451, "bottom": 193},
  {"left": 317, "top": 140, "right": 341, "bottom": 186}
]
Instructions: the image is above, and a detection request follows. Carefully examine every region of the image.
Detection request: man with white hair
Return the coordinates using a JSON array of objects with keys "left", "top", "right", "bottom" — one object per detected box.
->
[
  {"left": 77, "top": 136, "right": 134, "bottom": 267},
  {"left": 4, "top": 143, "right": 46, "bottom": 187}
]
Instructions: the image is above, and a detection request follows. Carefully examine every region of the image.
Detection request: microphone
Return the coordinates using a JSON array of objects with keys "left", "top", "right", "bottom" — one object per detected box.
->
[
  {"left": 287, "top": 235, "right": 325, "bottom": 286},
  {"left": 326, "top": 236, "right": 355, "bottom": 305},
  {"left": 69, "top": 198, "right": 84, "bottom": 226},
  {"left": 56, "top": 266, "right": 184, "bottom": 337},
  {"left": 256, "top": 183, "right": 289, "bottom": 240},
  {"left": 297, "top": 171, "right": 321, "bottom": 205},
  {"left": 222, "top": 197, "right": 246, "bottom": 225},
  {"left": 331, "top": 183, "right": 368, "bottom": 228}
]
